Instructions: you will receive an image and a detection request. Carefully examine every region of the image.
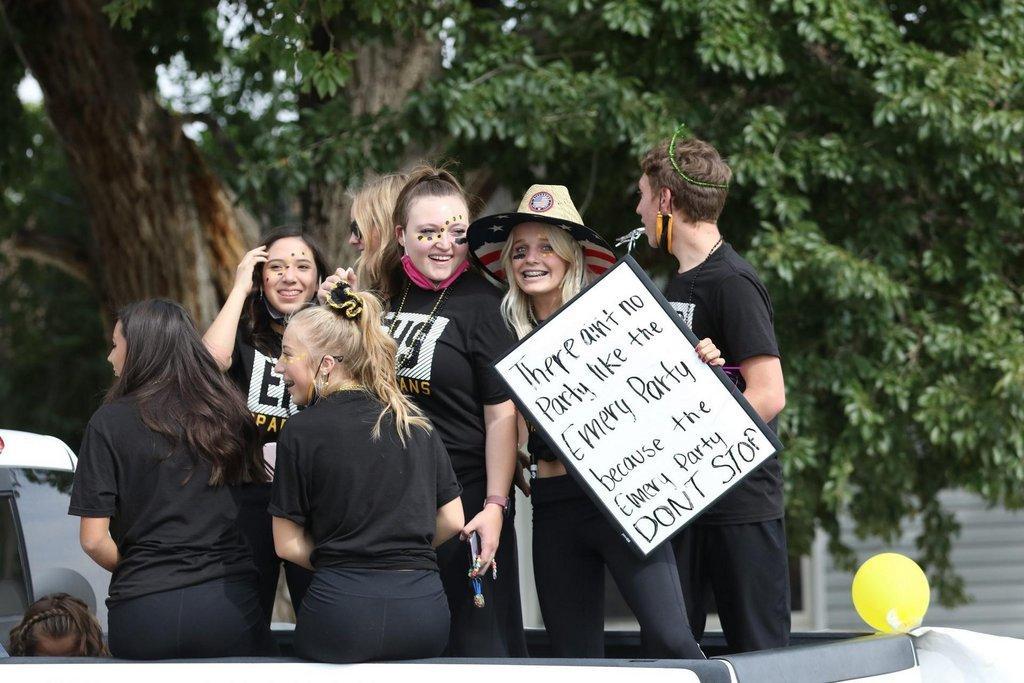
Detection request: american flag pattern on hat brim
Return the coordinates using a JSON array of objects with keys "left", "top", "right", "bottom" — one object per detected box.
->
[{"left": 467, "top": 184, "right": 617, "bottom": 283}]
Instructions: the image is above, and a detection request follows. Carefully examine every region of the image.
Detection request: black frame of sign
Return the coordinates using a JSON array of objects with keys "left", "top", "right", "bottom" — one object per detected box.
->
[{"left": 493, "top": 255, "right": 785, "bottom": 557}]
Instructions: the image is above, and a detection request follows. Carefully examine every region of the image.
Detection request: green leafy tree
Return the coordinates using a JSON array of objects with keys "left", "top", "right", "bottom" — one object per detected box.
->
[{"left": 2, "top": 0, "right": 1022, "bottom": 604}]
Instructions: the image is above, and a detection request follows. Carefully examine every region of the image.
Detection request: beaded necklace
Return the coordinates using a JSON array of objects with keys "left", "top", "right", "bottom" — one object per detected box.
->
[
  {"left": 388, "top": 282, "right": 450, "bottom": 371},
  {"left": 685, "top": 236, "right": 724, "bottom": 311}
]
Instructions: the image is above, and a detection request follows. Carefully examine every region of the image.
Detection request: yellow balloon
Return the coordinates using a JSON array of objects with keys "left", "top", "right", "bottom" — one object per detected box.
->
[{"left": 852, "top": 553, "right": 930, "bottom": 633}]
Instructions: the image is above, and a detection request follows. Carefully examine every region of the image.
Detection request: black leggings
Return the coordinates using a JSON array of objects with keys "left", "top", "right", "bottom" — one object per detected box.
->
[
  {"left": 237, "top": 482, "right": 313, "bottom": 623},
  {"left": 673, "top": 519, "right": 791, "bottom": 653},
  {"left": 108, "top": 575, "right": 267, "bottom": 660},
  {"left": 435, "top": 476, "right": 528, "bottom": 657},
  {"left": 295, "top": 568, "right": 449, "bottom": 663},
  {"left": 532, "top": 475, "right": 704, "bottom": 659}
]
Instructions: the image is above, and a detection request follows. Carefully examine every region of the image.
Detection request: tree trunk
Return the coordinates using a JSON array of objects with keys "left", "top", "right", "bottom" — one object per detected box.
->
[
  {"left": 3, "top": 0, "right": 257, "bottom": 326},
  {"left": 301, "top": 31, "right": 443, "bottom": 268}
]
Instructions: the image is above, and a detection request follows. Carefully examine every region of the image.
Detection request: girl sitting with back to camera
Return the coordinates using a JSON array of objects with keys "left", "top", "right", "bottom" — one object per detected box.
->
[
  {"left": 70, "top": 299, "right": 267, "bottom": 660},
  {"left": 269, "top": 283, "right": 464, "bottom": 663}
]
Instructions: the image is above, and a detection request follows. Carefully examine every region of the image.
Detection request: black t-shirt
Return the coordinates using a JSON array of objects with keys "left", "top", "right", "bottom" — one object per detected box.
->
[
  {"left": 527, "top": 420, "right": 558, "bottom": 463},
  {"left": 269, "top": 391, "right": 462, "bottom": 570},
  {"left": 381, "top": 270, "right": 516, "bottom": 485},
  {"left": 664, "top": 242, "right": 784, "bottom": 524},
  {"left": 68, "top": 399, "right": 256, "bottom": 605},
  {"left": 227, "top": 326, "right": 300, "bottom": 444}
]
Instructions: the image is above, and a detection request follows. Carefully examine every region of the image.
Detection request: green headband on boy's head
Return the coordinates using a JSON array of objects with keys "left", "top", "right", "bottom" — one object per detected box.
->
[{"left": 668, "top": 123, "right": 729, "bottom": 190}]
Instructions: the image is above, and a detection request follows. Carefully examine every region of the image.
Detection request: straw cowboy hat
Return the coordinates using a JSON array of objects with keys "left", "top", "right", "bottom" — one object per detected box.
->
[{"left": 467, "top": 184, "right": 616, "bottom": 283}]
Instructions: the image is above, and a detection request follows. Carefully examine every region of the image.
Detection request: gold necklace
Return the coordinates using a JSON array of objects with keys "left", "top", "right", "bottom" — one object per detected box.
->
[{"left": 323, "top": 380, "right": 362, "bottom": 395}]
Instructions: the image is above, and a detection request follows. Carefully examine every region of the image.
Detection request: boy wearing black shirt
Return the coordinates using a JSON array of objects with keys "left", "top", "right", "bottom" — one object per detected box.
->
[{"left": 635, "top": 127, "right": 789, "bottom": 652}]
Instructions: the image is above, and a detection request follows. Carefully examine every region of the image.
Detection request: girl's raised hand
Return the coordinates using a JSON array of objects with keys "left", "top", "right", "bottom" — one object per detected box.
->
[
  {"left": 317, "top": 267, "right": 359, "bottom": 303},
  {"left": 233, "top": 246, "right": 269, "bottom": 295}
]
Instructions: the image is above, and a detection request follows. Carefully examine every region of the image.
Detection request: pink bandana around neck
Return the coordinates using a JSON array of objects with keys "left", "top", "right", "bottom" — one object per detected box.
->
[{"left": 401, "top": 254, "right": 469, "bottom": 291}]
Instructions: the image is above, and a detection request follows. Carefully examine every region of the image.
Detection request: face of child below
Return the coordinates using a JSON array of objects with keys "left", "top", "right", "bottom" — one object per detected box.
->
[
  {"left": 275, "top": 323, "right": 315, "bottom": 406},
  {"left": 262, "top": 236, "right": 319, "bottom": 314},
  {"left": 107, "top": 321, "right": 127, "bottom": 377},
  {"left": 397, "top": 195, "right": 470, "bottom": 283},
  {"left": 509, "top": 223, "right": 570, "bottom": 299},
  {"left": 635, "top": 174, "right": 662, "bottom": 248},
  {"left": 32, "top": 632, "right": 81, "bottom": 657}
]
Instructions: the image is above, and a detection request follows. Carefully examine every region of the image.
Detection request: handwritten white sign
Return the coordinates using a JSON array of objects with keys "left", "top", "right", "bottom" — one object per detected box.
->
[{"left": 495, "top": 257, "right": 782, "bottom": 556}]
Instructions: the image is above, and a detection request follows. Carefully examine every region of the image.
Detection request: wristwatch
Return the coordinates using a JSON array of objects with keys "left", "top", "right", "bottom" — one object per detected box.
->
[{"left": 483, "top": 495, "right": 510, "bottom": 515}]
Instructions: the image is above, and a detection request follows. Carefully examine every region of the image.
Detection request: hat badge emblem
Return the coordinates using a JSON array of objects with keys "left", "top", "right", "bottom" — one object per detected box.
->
[{"left": 528, "top": 191, "right": 554, "bottom": 212}]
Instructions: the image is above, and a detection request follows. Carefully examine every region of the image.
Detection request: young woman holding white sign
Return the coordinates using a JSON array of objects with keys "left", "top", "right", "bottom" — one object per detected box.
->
[{"left": 467, "top": 185, "right": 720, "bottom": 659}]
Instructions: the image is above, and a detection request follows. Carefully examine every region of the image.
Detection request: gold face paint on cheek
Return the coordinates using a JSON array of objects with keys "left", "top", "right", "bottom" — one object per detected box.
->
[{"left": 417, "top": 228, "right": 446, "bottom": 242}]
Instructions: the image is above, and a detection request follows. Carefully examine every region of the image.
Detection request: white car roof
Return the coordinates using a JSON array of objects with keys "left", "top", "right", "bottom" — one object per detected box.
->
[{"left": 0, "top": 429, "right": 77, "bottom": 472}]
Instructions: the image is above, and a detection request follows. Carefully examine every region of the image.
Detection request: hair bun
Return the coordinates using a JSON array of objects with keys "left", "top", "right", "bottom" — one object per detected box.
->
[{"left": 326, "top": 282, "right": 364, "bottom": 319}]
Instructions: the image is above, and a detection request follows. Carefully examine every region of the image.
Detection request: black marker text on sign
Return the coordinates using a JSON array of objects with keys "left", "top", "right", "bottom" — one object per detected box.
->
[{"left": 494, "top": 260, "right": 780, "bottom": 556}]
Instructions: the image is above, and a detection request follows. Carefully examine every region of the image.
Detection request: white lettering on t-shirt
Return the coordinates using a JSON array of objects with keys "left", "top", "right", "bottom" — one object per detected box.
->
[
  {"left": 247, "top": 349, "right": 299, "bottom": 418},
  {"left": 382, "top": 312, "right": 451, "bottom": 381},
  {"left": 669, "top": 301, "right": 695, "bottom": 329}
]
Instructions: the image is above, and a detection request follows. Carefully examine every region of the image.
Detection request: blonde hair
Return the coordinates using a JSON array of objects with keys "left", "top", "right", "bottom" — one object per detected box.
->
[
  {"left": 352, "top": 172, "right": 408, "bottom": 301},
  {"left": 288, "top": 290, "right": 430, "bottom": 443},
  {"left": 499, "top": 224, "right": 588, "bottom": 339}
]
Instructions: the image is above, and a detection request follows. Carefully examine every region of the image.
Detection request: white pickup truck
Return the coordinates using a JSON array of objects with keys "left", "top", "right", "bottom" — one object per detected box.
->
[{"left": 0, "top": 428, "right": 927, "bottom": 682}]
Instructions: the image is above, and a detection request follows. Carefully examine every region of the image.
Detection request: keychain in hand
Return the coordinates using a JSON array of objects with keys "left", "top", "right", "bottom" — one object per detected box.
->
[{"left": 467, "top": 532, "right": 498, "bottom": 608}]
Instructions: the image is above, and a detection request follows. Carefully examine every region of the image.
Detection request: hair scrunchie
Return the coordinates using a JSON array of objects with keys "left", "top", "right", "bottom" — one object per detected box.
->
[{"left": 326, "top": 281, "right": 364, "bottom": 319}]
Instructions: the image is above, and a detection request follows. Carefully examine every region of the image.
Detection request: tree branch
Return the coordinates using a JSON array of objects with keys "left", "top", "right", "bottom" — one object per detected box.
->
[{"left": 2, "top": 229, "right": 94, "bottom": 286}]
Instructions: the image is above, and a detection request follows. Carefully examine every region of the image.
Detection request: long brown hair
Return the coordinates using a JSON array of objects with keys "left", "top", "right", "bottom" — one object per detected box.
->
[
  {"left": 8, "top": 593, "right": 109, "bottom": 656},
  {"left": 382, "top": 164, "right": 472, "bottom": 298},
  {"left": 352, "top": 172, "right": 408, "bottom": 301},
  {"left": 288, "top": 286, "right": 430, "bottom": 444},
  {"left": 242, "top": 226, "right": 330, "bottom": 357},
  {"left": 108, "top": 299, "right": 266, "bottom": 486}
]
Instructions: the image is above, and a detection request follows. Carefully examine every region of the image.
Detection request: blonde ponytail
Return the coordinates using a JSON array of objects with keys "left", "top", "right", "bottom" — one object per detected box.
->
[{"left": 289, "top": 286, "right": 430, "bottom": 444}]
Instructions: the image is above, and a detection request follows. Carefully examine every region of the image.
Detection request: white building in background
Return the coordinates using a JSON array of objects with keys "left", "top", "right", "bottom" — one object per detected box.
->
[
  {"left": 816, "top": 489, "right": 1024, "bottom": 638},
  {"left": 515, "top": 488, "right": 1024, "bottom": 637}
]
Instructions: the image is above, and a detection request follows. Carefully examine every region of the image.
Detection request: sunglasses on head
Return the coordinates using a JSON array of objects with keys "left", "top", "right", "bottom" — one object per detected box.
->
[{"left": 349, "top": 221, "right": 361, "bottom": 240}]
